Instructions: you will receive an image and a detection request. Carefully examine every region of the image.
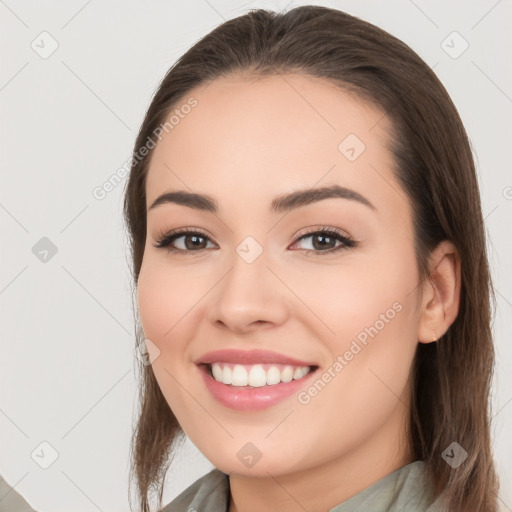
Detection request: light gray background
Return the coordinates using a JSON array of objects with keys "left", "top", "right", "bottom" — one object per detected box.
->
[{"left": 1, "top": 1, "right": 511, "bottom": 511}]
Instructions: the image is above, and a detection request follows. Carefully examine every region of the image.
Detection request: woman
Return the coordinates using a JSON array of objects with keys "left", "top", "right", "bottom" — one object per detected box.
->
[{"left": 124, "top": 5, "right": 499, "bottom": 512}]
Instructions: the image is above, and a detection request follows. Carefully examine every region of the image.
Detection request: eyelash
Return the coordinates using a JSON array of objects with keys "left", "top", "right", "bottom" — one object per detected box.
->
[{"left": 153, "top": 226, "right": 358, "bottom": 257}]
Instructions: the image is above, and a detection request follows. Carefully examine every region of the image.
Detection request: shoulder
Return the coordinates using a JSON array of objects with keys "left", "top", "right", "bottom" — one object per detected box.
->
[
  {"left": 330, "top": 461, "right": 448, "bottom": 512},
  {"left": 386, "top": 461, "right": 449, "bottom": 512},
  {"left": 0, "top": 474, "right": 38, "bottom": 512},
  {"left": 384, "top": 460, "right": 448, "bottom": 512},
  {"left": 160, "top": 469, "right": 230, "bottom": 512}
]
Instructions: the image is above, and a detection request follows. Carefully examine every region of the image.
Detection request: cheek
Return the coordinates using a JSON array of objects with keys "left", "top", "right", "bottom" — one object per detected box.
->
[
  {"left": 136, "top": 259, "right": 200, "bottom": 409},
  {"left": 136, "top": 257, "right": 195, "bottom": 351},
  {"left": 311, "top": 250, "right": 420, "bottom": 400},
  {"left": 296, "top": 246, "right": 421, "bottom": 414},
  {"left": 293, "top": 250, "right": 418, "bottom": 343}
]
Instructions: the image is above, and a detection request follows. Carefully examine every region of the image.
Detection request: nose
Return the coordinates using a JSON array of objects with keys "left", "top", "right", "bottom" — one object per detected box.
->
[{"left": 207, "top": 246, "right": 289, "bottom": 335}]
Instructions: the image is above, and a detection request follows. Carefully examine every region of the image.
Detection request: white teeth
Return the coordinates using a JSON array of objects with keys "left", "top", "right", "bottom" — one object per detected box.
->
[
  {"left": 293, "top": 367, "right": 304, "bottom": 379},
  {"left": 210, "top": 363, "right": 312, "bottom": 387},
  {"left": 222, "top": 366, "right": 232, "bottom": 385},
  {"left": 231, "top": 365, "right": 248, "bottom": 386},
  {"left": 266, "top": 366, "right": 281, "bottom": 385},
  {"left": 248, "top": 365, "right": 266, "bottom": 387},
  {"left": 280, "top": 366, "right": 293, "bottom": 383},
  {"left": 212, "top": 364, "right": 223, "bottom": 381}
]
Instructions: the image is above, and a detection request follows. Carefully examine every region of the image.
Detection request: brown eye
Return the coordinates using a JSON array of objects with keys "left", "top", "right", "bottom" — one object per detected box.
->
[
  {"left": 153, "top": 229, "right": 215, "bottom": 253},
  {"left": 291, "top": 227, "right": 357, "bottom": 256}
]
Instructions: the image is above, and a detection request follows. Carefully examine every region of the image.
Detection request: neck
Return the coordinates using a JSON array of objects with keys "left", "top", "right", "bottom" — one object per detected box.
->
[{"left": 228, "top": 402, "right": 413, "bottom": 512}]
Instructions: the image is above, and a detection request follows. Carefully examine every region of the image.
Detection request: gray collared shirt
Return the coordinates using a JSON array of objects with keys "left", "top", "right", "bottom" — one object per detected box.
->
[
  {"left": 0, "top": 461, "right": 447, "bottom": 511},
  {"left": 161, "top": 461, "right": 447, "bottom": 512},
  {"left": 0, "top": 475, "right": 38, "bottom": 512}
]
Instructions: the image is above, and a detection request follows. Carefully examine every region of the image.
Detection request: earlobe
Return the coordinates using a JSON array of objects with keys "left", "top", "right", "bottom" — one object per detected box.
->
[{"left": 417, "top": 241, "right": 461, "bottom": 344}]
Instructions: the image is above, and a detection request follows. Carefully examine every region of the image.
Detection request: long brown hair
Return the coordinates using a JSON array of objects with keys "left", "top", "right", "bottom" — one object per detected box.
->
[{"left": 123, "top": 6, "right": 499, "bottom": 511}]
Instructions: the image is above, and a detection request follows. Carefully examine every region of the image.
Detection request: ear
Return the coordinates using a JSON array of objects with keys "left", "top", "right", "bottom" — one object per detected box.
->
[{"left": 417, "top": 240, "right": 461, "bottom": 344}]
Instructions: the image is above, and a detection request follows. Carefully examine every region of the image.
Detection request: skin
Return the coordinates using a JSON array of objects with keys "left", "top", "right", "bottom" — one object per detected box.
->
[{"left": 137, "top": 73, "right": 460, "bottom": 512}]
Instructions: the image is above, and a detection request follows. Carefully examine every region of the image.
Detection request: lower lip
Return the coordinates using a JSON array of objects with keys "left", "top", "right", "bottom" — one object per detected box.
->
[{"left": 199, "top": 365, "right": 317, "bottom": 411}]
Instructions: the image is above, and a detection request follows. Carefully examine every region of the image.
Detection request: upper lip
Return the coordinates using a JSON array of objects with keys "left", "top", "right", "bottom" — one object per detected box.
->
[{"left": 195, "top": 349, "right": 317, "bottom": 367}]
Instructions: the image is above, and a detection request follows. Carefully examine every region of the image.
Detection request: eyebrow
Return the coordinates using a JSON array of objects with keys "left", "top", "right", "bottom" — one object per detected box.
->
[{"left": 148, "top": 184, "right": 376, "bottom": 214}]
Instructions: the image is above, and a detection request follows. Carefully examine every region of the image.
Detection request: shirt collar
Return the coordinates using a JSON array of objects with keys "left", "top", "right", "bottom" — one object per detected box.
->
[{"left": 163, "top": 460, "right": 442, "bottom": 512}]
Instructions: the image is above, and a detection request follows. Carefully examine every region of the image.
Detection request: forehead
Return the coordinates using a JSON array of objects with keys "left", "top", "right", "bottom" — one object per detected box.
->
[{"left": 145, "top": 73, "right": 399, "bottom": 213}]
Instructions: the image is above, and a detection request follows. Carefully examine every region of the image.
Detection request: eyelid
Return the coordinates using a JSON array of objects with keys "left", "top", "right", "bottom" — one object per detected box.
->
[
  {"left": 290, "top": 225, "right": 357, "bottom": 255},
  {"left": 294, "top": 225, "right": 351, "bottom": 240},
  {"left": 153, "top": 227, "right": 215, "bottom": 251},
  {"left": 153, "top": 225, "right": 358, "bottom": 255}
]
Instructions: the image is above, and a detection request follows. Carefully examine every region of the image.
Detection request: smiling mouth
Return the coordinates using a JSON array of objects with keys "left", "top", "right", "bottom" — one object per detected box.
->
[{"left": 205, "top": 362, "right": 318, "bottom": 387}]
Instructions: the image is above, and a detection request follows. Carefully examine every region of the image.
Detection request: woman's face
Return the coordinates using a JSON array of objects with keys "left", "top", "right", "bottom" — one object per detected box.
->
[{"left": 137, "top": 73, "right": 426, "bottom": 477}]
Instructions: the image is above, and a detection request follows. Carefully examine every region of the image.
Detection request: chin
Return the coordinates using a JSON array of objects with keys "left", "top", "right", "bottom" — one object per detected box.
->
[
  {"left": 213, "top": 456, "right": 295, "bottom": 478},
  {"left": 192, "top": 437, "right": 312, "bottom": 479}
]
